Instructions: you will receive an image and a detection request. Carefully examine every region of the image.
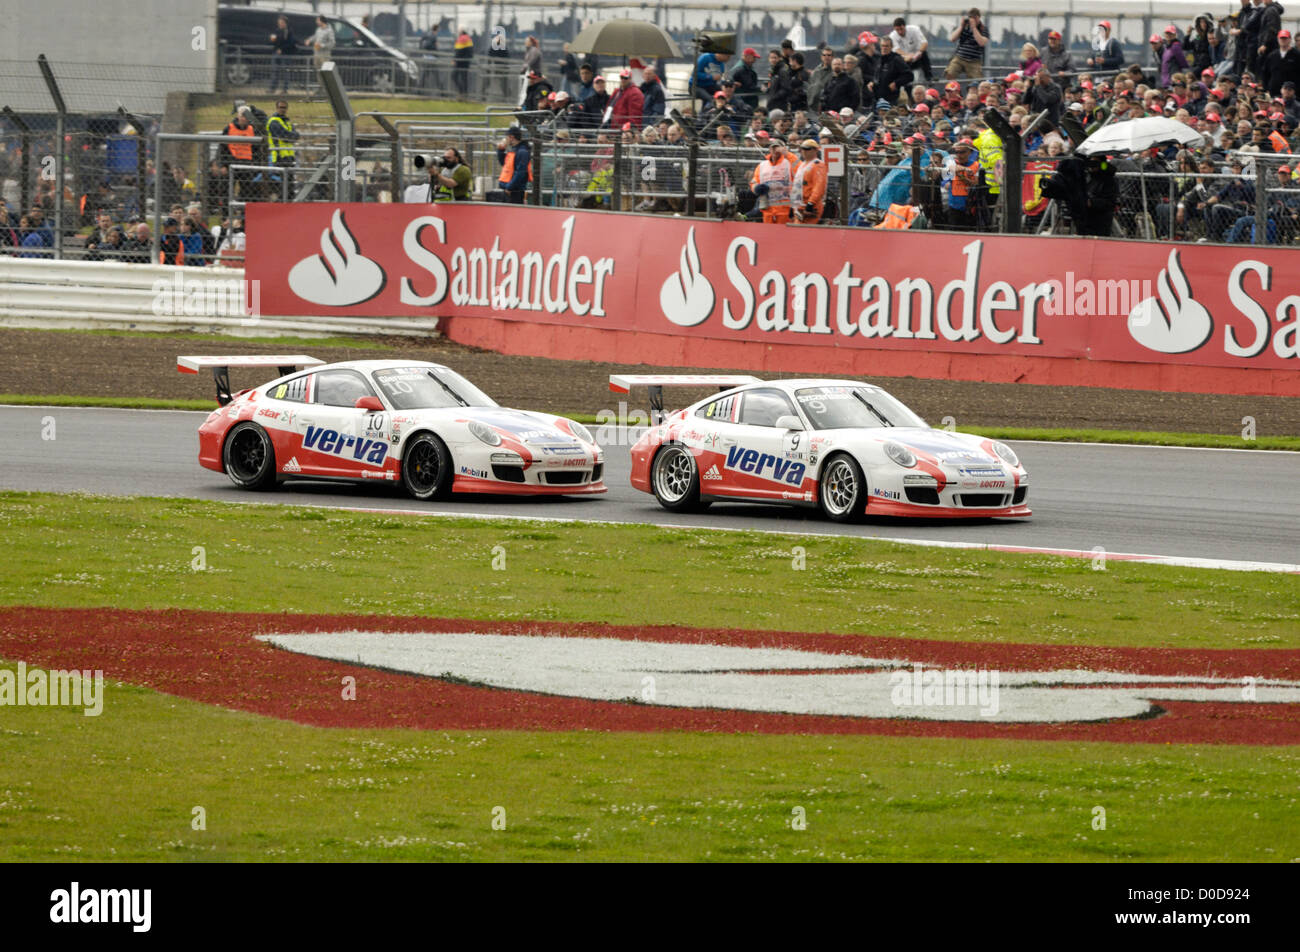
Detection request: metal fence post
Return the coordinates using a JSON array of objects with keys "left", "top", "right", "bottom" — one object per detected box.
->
[
  {"left": 1255, "top": 161, "right": 1267, "bottom": 246},
  {"left": 531, "top": 138, "right": 542, "bottom": 206},
  {"left": 612, "top": 140, "right": 623, "bottom": 210},
  {"left": 839, "top": 159, "right": 849, "bottom": 225},
  {"left": 686, "top": 142, "right": 697, "bottom": 216},
  {"left": 984, "top": 109, "right": 1020, "bottom": 234},
  {"left": 320, "top": 63, "right": 355, "bottom": 203},
  {"left": 37, "top": 55, "right": 67, "bottom": 260}
]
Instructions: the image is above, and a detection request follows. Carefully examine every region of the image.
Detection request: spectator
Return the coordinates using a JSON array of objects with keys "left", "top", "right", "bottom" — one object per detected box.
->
[
  {"left": 891, "top": 17, "right": 933, "bottom": 83},
  {"left": 641, "top": 67, "right": 666, "bottom": 122},
  {"left": 940, "top": 137, "right": 981, "bottom": 227},
  {"left": 311, "top": 15, "right": 335, "bottom": 76},
  {"left": 0, "top": 204, "right": 22, "bottom": 251},
  {"left": 791, "top": 139, "right": 828, "bottom": 222},
  {"left": 1161, "top": 26, "right": 1189, "bottom": 87},
  {"left": 453, "top": 29, "right": 474, "bottom": 95},
  {"left": 215, "top": 216, "right": 244, "bottom": 264},
  {"left": 83, "top": 212, "right": 116, "bottom": 260},
  {"left": 266, "top": 100, "right": 299, "bottom": 197},
  {"left": 808, "top": 46, "right": 836, "bottom": 113},
  {"left": 869, "top": 39, "right": 909, "bottom": 106},
  {"left": 557, "top": 43, "right": 579, "bottom": 96},
  {"left": 694, "top": 45, "right": 731, "bottom": 104},
  {"left": 158, "top": 217, "right": 185, "bottom": 265},
  {"left": 179, "top": 218, "right": 205, "bottom": 264},
  {"left": 522, "top": 35, "right": 542, "bottom": 77},
  {"left": 269, "top": 15, "right": 297, "bottom": 95},
  {"left": 609, "top": 69, "right": 645, "bottom": 129},
  {"left": 947, "top": 8, "right": 990, "bottom": 80},
  {"left": 750, "top": 137, "right": 796, "bottom": 222},
  {"left": 1263, "top": 29, "right": 1300, "bottom": 94},
  {"left": 787, "top": 53, "right": 811, "bottom": 112},
  {"left": 822, "top": 57, "right": 858, "bottom": 112},
  {"left": 575, "top": 64, "right": 596, "bottom": 103},
  {"left": 523, "top": 70, "right": 554, "bottom": 111},
  {"left": 207, "top": 160, "right": 229, "bottom": 217},
  {"left": 767, "top": 49, "right": 793, "bottom": 112},
  {"left": 1020, "top": 44, "right": 1043, "bottom": 79},
  {"left": 96, "top": 225, "right": 127, "bottom": 261},
  {"left": 1201, "top": 157, "right": 1255, "bottom": 240},
  {"left": 1235, "top": 0, "right": 1262, "bottom": 77},
  {"left": 729, "top": 48, "right": 760, "bottom": 110},
  {"left": 122, "top": 222, "right": 152, "bottom": 263},
  {"left": 1258, "top": 0, "right": 1284, "bottom": 67},
  {"left": 495, "top": 126, "right": 531, "bottom": 203},
  {"left": 1043, "top": 31, "right": 1073, "bottom": 82},
  {"left": 1088, "top": 20, "right": 1124, "bottom": 72},
  {"left": 221, "top": 107, "right": 257, "bottom": 201},
  {"left": 1027, "top": 69, "right": 1065, "bottom": 124},
  {"left": 1188, "top": 16, "right": 1218, "bottom": 76},
  {"left": 575, "top": 74, "right": 609, "bottom": 129}
]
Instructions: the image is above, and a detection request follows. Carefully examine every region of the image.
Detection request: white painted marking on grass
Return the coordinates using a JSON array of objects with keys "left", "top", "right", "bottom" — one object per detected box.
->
[{"left": 261, "top": 631, "right": 1300, "bottom": 723}]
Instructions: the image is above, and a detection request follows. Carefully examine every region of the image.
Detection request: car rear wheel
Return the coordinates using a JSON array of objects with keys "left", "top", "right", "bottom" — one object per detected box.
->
[
  {"left": 223, "top": 422, "right": 277, "bottom": 490},
  {"left": 651, "top": 443, "right": 708, "bottom": 513},
  {"left": 819, "top": 453, "right": 866, "bottom": 522},
  {"left": 401, "top": 432, "right": 452, "bottom": 500}
]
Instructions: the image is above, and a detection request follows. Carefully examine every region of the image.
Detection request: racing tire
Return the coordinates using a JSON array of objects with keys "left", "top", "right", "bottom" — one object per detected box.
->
[
  {"left": 223, "top": 422, "right": 277, "bottom": 490},
  {"left": 651, "top": 443, "right": 708, "bottom": 513},
  {"left": 818, "top": 453, "right": 867, "bottom": 523},
  {"left": 401, "top": 432, "right": 452, "bottom": 501}
]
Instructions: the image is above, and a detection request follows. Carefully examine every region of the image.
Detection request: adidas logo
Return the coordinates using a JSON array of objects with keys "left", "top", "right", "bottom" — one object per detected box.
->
[
  {"left": 282, "top": 457, "right": 302, "bottom": 473},
  {"left": 703, "top": 464, "right": 722, "bottom": 481}
]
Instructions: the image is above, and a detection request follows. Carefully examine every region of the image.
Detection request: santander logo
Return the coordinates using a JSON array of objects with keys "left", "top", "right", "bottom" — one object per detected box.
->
[
  {"left": 659, "top": 226, "right": 715, "bottom": 327},
  {"left": 288, "top": 209, "right": 386, "bottom": 307},
  {"left": 1126, "top": 249, "right": 1213, "bottom": 354}
]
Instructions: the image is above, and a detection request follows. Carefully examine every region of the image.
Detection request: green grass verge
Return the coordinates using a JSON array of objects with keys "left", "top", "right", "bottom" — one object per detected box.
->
[
  {"left": 2, "top": 492, "right": 1295, "bottom": 649},
  {"left": 2, "top": 675, "right": 1295, "bottom": 862},
  {"left": 1, "top": 492, "right": 1296, "bottom": 862}
]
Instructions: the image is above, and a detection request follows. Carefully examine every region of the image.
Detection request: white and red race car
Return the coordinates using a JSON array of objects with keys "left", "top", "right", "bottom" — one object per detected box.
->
[
  {"left": 180, "top": 356, "right": 604, "bottom": 498},
  {"left": 616, "top": 374, "right": 1029, "bottom": 522}
]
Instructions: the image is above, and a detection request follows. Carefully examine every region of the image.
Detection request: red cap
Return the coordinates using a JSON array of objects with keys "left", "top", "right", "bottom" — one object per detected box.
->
[
  {"left": 1281, "top": 30, "right": 1293, "bottom": 39},
  {"left": 756, "top": 130, "right": 771, "bottom": 140},
  {"left": 1149, "top": 34, "right": 1161, "bottom": 44},
  {"left": 1082, "top": 80, "right": 1093, "bottom": 89},
  {"left": 713, "top": 90, "right": 726, "bottom": 99},
  {"left": 913, "top": 103, "right": 929, "bottom": 113},
  {"left": 1255, "top": 109, "right": 1268, "bottom": 117},
  {"left": 1099, "top": 20, "right": 1112, "bottom": 31},
  {"left": 858, "top": 31, "right": 872, "bottom": 46},
  {"left": 945, "top": 81, "right": 961, "bottom": 91},
  {"left": 934, "top": 130, "right": 946, "bottom": 139},
  {"left": 1281, "top": 165, "right": 1292, "bottom": 173},
  {"left": 743, "top": 47, "right": 758, "bottom": 58},
  {"left": 1210, "top": 89, "right": 1225, "bottom": 99},
  {"left": 621, "top": 121, "right": 632, "bottom": 131},
  {"left": 1048, "top": 30, "right": 1061, "bottom": 40},
  {"left": 619, "top": 68, "right": 631, "bottom": 78},
  {"left": 1271, "top": 112, "right": 1285, "bottom": 120},
  {"left": 1164, "top": 24, "right": 1177, "bottom": 34},
  {"left": 863, "top": 32, "right": 878, "bottom": 44},
  {"left": 956, "top": 137, "right": 974, "bottom": 147},
  {"left": 926, "top": 87, "right": 939, "bottom": 99}
]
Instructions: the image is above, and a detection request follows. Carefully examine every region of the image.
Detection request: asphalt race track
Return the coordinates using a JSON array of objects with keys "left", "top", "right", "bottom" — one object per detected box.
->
[{"left": 2, "top": 406, "right": 1298, "bottom": 567}]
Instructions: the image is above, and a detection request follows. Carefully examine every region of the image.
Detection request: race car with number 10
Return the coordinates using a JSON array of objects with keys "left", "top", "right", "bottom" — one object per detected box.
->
[{"left": 614, "top": 374, "right": 1029, "bottom": 522}]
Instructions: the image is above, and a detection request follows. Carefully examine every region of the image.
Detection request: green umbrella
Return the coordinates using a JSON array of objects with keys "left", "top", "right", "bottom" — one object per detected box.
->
[{"left": 568, "top": 19, "right": 683, "bottom": 59}]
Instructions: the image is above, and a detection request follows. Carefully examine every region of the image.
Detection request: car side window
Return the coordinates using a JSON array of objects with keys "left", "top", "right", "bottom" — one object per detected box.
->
[
  {"left": 738, "top": 388, "right": 797, "bottom": 428},
  {"left": 269, "top": 374, "right": 310, "bottom": 403},
  {"left": 313, "top": 369, "right": 376, "bottom": 408},
  {"left": 696, "top": 394, "right": 738, "bottom": 422}
]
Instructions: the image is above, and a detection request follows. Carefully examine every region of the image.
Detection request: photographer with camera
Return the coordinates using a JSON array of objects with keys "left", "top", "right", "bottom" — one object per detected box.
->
[
  {"left": 946, "top": 8, "right": 989, "bottom": 81},
  {"left": 409, "top": 149, "right": 472, "bottom": 202}
]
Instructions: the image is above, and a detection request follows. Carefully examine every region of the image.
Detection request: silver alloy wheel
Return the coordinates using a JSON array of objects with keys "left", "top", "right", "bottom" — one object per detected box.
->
[
  {"left": 653, "top": 446, "right": 695, "bottom": 503},
  {"left": 821, "top": 457, "right": 859, "bottom": 516}
]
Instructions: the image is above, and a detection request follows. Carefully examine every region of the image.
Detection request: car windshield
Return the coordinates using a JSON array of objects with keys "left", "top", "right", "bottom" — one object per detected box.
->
[
  {"left": 372, "top": 367, "right": 498, "bottom": 410},
  {"left": 794, "top": 386, "right": 926, "bottom": 430}
]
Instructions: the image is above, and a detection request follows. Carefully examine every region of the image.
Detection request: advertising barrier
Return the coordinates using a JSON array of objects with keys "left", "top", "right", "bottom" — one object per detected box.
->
[{"left": 247, "top": 203, "right": 1300, "bottom": 396}]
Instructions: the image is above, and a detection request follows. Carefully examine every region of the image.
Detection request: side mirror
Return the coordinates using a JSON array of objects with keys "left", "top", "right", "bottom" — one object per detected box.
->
[
  {"left": 775, "top": 415, "right": 804, "bottom": 431},
  {"left": 355, "top": 396, "right": 384, "bottom": 412}
]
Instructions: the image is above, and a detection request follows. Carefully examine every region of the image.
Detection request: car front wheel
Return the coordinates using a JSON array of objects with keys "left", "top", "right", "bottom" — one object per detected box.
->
[
  {"left": 819, "top": 453, "right": 866, "bottom": 522},
  {"left": 401, "top": 432, "right": 452, "bottom": 500},
  {"left": 223, "top": 422, "right": 277, "bottom": 490},
  {"left": 651, "top": 443, "right": 708, "bottom": 513}
]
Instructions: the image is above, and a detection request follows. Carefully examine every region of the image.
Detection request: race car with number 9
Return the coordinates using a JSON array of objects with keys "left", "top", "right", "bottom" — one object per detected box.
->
[
  {"left": 180, "top": 355, "right": 605, "bottom": 500},
  {"left": 618, "top": 375, "right": 1029, "bottom": 522}
]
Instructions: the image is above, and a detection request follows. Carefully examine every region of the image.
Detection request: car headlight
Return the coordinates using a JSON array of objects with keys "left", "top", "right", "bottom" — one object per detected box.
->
[
  {"left": 884, "top": 441, "right": 916, "bottom": 468},
  {"left": 566, "top": 420, "right": 594, "bottom": 444},
  {"left": 468, "top": 420, "right": 502, "bottom": 446},
  {"left": 992, "top": 441, "right": 1020, "bottom": 467}
]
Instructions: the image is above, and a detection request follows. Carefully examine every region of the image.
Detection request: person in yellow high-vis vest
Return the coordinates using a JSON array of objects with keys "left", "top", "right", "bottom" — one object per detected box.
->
[{"left": 266, "top": 101, "right": 300, "bottom": 200}]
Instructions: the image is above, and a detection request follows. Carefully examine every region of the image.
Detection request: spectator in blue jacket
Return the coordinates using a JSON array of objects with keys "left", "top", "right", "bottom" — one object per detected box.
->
[
  {"left": 694, "top": 48, "right": 731, "bottom": 104},
  {"left": 496, "top": 126, "right": 531, "bottom": 203}
]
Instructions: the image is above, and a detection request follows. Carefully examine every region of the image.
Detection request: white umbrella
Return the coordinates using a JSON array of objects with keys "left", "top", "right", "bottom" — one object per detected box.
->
[{"left": 1076, "top": 116, "right": 1204, "bottom": 156}]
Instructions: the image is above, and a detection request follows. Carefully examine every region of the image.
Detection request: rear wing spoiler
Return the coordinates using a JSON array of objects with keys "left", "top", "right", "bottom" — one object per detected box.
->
[
  {"left": 178, "top": 355, "right": 324, "bottom": 406},
  {"left": 609, "top": 373, "right": 761, "bottom": 423}
]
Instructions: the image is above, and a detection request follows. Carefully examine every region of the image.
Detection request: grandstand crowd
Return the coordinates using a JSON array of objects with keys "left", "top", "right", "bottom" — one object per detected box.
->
[{"left": 5, "top": 1, "right": 1300, "bottom": 257}]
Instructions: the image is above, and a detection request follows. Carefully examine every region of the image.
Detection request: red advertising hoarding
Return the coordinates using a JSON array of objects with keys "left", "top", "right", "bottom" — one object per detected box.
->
[{"left": 247, "top": 203, "right": 1300, "bottom": 396}]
